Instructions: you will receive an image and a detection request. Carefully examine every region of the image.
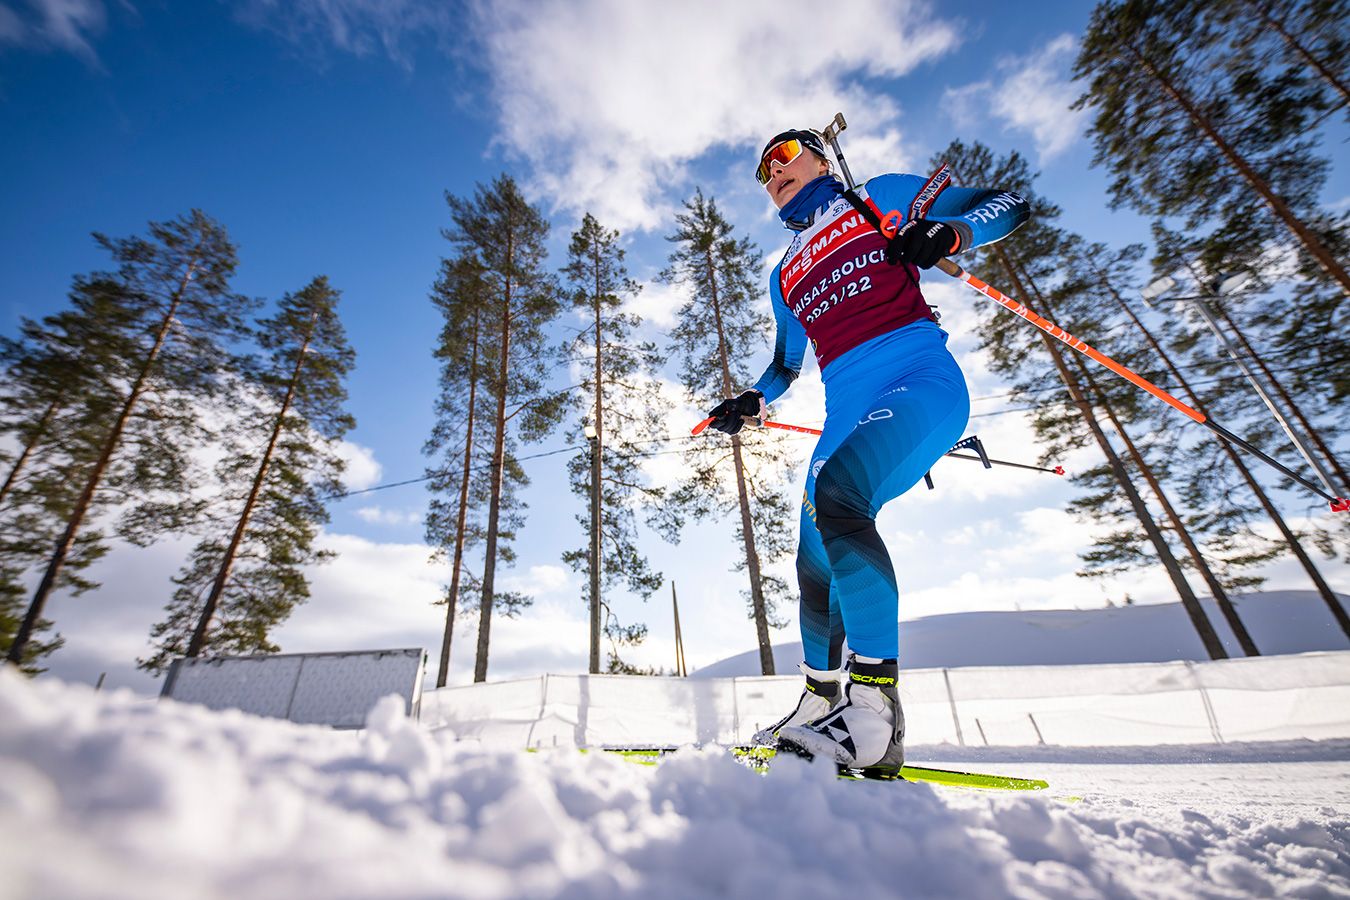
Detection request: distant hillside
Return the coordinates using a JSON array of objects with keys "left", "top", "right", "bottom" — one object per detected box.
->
[{"left": 691, "top": 590, "right": 1350, "bottom": 678}]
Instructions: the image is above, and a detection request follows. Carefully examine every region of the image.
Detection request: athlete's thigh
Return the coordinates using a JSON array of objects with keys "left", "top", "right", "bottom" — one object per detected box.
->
[{"left": 824, "top": 367, "right": 971, "bottom": 514}]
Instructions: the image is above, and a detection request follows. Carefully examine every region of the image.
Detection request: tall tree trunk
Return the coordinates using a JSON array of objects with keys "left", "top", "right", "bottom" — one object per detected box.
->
[
  {"left": 475, "top": 258, "right": 514, "bottom": 684},
  {"left": 1098, "top": 268, "right": 1350, "bottom": 641},
  {"left": 589, "top": 256, "right": 604, "bottom": 674},
  {"left": 704, "top": 254, "right": 774, "bottom": 675},
  {"left": 0, "top": 397, "right": 61, "bottom": 508},
  {"left": 1094, "top": 382, "right": 1260, "bottom": 654},
  {"left": 990, "top": 250, "right": 1226, "bottom": 658},
  {"left": 438, "top": 311, "right": 480, "bottom": 688},
  {"left": 1211, "top": 301, "right": 1350, "bottom": 493},
  {"left": 1046, "top": 338, "right": 1227, "bottom": 658},
  {"left": 1126, "top": 42, "right": 1350, "bottom": 297},
  {"left": 187, "top": 313, "right": 317, "bottom": 658},
  {"left": 8, "top": 261, "right": 198, "bottom": 666},
  {"left": 1019, "top": 261, "right": 1259, "bottom": 654}
]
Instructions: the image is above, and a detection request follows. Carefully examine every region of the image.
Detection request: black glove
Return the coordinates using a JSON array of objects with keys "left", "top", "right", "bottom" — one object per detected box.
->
[
  {"left": 706, "top": 390, "right": 763, "bottom": 435},
  {"left": 885, "top": 218, "right": 960, "bottom": 269}
]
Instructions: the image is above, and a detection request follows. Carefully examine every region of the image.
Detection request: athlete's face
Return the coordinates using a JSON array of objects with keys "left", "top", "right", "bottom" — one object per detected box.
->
[{"left": 763, "top": 144, "right": 828, "bottom": 209}]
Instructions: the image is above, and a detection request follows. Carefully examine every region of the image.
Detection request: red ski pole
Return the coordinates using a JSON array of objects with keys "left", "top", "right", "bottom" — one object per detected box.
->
[
  {"left": 691, "top": 416, "right": 822, "bottom": 437},
  {"left": 934, "top": 257, "right": 1348, "bottom": 513},
  {"left": 691, "top": 417, "right": 1065, "bottom": 476}
]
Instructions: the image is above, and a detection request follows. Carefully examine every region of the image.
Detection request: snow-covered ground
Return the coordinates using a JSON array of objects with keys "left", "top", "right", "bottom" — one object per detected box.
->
[{"left": 3, "top": 668, "right": 1348, "bottom": 899}]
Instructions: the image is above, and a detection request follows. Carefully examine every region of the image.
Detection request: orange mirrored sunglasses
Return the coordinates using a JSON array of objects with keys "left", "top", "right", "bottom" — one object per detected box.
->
[{"left": 755, "top": 139, "right": 805, "bottom": 185}]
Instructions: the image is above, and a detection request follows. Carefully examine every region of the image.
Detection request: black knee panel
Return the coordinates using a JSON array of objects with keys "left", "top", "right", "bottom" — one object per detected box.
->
[{"left": 814, "top": 461, "right": 874, "bottom": 544}]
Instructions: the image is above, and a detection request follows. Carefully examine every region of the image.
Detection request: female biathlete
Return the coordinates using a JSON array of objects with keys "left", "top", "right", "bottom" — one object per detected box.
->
[{"left": 704, "top": 129, "right": 1030, "bottom": 771}]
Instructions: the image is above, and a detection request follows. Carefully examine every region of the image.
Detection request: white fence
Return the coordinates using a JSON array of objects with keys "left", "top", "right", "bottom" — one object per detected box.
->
[
  {"left": 162, "top": 648, "right": 427, "bottom": 728},
  {"left": 420, "top": 651, "right": 1350, "bottom": 748}
]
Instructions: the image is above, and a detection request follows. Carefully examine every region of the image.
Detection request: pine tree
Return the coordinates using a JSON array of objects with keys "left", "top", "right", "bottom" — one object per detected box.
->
[
  {"left": 1034, "top": 240, "right": 1264, "bottom": 653},
  {"left": 1074, "top": 0, "right": 1350, "bottom": 296},
  {"left": 424, "top": 252, "right": 496, "bottom": 687},
  {"left": 662, "top": 190, "right": 797, "bottom": 676},
  {"left": 1191, "top": 0, "right": 1348, "bottom": 115},
  {"left": 0, "top": 320, "right": 108, "bottom": 668},
  {"left": 1148, "top": 222, "right": 1349, "bottom": 499},
  {"left": 138, "top": 276, "right": 355, "bottom": 671},
  {"left": 1091, "top": 0, "right": 1350, "bottom": 502},
  {"left": 442, "top": 175, "right": 565, "bottom": 683},
  {"left": 0, "top": 569, "right": 62, "bottom": 674},
  {"left": 1080, "top": 238, "right": 1347, "bottom": 638},
  {"left": 1148, "top": 225, "right": 1350, "bottom": 638},
  {"left": 933, "top": 141, "right": 1230, "bottom": 658},
  {"left": 6, "top": 210, "right": 257, "bottom": 667},
  {"left": 560, "top": 213, "right": 675, "bottom": 675}
]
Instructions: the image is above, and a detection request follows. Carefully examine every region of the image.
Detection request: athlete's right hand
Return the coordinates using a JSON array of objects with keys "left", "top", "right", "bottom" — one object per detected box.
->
[
  {"left": 707, "top": 390, "right": 765, "bottom": 435},
  {"left": 885, "top": 218, "right": 961, "bottom": 269}
]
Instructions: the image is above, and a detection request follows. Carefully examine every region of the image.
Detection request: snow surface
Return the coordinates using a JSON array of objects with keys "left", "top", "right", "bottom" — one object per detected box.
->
[
  {"left": 694, "top": 590, "right": 1350, "bottom": 677},
  {"left": 3, "top": 668, "right": 1349, "bottom": 899}
]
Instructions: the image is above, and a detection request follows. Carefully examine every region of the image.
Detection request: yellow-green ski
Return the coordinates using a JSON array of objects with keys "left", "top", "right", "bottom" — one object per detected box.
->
[{"left": 594, "top": 747, "right": 1048, "bottom": 792}]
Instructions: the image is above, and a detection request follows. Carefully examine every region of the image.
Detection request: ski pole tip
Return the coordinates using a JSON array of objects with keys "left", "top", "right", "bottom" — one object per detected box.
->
[
  {"left": 1054, "top": 466, "right": 1066, "bottom": 476},
  {"left": 1332, "top": 497, "right": 1350, "bottom": 514}
]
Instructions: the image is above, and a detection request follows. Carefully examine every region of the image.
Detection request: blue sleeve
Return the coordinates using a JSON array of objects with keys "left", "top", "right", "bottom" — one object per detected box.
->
[
  {"left": 750, "top": 261, "right": 808, "bottom": 404},
  {"left": 865, "top": 173, "right": 1030, "bottom": 253}
]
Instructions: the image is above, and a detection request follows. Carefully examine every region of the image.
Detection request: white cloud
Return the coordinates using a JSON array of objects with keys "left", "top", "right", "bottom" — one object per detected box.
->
[
  {"left": 632, "top": 374, "right": 715, "bottom": 488},
  {"left": 471, "top": 599, "right": 590, "bottom": 677},
  {"left": 899, "top": 569, "right": 1141, "bottom": 620},
  {"left": 886, "top": 509, "right": 1172, "bottom": 619},
  {"left": 272, "top": 540, "right": 585, "bottom": 684},
  {"left": 1243, "top": 242, "right": 1307, "bottom": 287},
  {"left": 335, "top": 439, "right": 382, "bottom": 490},
  {"left": 500, "top": 563, "right": 572, "bottom": 597},
  {"left": 0, "top": 5, "right": 24, "bottom": 42},
  {"left": 943, "top": 34, "right": 1086, "bottom": 162},
  {"left": 231, "top": 0, "right": 455, "bottom": 67},
  {"left": 626, "top": 279, "right": 688, "bottom": 330},
  {"left": 941, "top": 81, "right": 988, "bottom": 133},
  {"left": 0, "top": 0, "right": 107, "bottom": 65},
  {"left": 268, "top": 531, "right": 447, "bottom": 651},
  {"left": 471, "top": 0, "right": 962, "bottom": 231},
  {"left": 230, "top": 0, "right": 951, "bottom": 226},
  {"left": 354, "top": 505, "right": 422, "bottom": 526}
]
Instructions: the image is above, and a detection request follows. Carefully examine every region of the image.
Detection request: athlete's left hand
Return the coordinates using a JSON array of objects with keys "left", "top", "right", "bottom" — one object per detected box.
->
[
  {"left": 706, "top": 390, "right": 765, "bottom": 435},
  {"left": 885, "top": 219, "right": 960, "bottom": 269}
]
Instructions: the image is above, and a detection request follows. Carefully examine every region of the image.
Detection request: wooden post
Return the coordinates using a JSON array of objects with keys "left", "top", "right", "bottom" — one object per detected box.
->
[{"left": 672, "top": 581, "right": 687, "bottom": 677}]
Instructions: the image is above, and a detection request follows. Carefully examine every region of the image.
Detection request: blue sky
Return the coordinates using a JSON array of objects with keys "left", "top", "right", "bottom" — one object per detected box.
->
[{"left": 4, "top": 0, "right": 1347, "bottom": 693}]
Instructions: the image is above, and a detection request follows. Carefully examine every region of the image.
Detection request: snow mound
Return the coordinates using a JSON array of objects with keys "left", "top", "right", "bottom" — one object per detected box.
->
[
  {"left": 695, "top": 590, "right": 1350, "bottom": 677},
  {"left": 2, "top": 668, "right": 1348, "bottom": 899}
]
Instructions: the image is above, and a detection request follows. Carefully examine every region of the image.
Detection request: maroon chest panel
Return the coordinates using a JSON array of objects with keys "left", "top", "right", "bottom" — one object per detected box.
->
[{"left": 779, "top": 198, "right": 934, "bottom": 369}]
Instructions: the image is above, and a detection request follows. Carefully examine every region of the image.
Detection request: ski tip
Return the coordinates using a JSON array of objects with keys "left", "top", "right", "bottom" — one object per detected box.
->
[
  {"left": 901, "top": 765, "right": 1050, "bottom": 792},
  {"left": 1331, "top": 497, "right": 1349, "bottom": 514}
]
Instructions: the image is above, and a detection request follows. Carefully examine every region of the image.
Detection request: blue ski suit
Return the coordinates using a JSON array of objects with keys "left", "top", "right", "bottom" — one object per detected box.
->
[{"left": 749, "top": 172, "right": 1029, "bottom": 667}]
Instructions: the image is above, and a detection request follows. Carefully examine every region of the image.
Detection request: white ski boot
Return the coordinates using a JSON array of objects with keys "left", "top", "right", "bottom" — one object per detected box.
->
[
  {"left": 777, "top": 656, "right": 905, "bottom": 772},
  {"left": 751, "top": 662, "right": 842, "bottom": 747}
]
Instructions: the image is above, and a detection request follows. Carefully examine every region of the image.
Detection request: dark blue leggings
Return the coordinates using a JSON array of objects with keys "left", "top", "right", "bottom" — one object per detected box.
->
[{"left": 797, "top": 323, "right": 970, "bottom": 668}]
